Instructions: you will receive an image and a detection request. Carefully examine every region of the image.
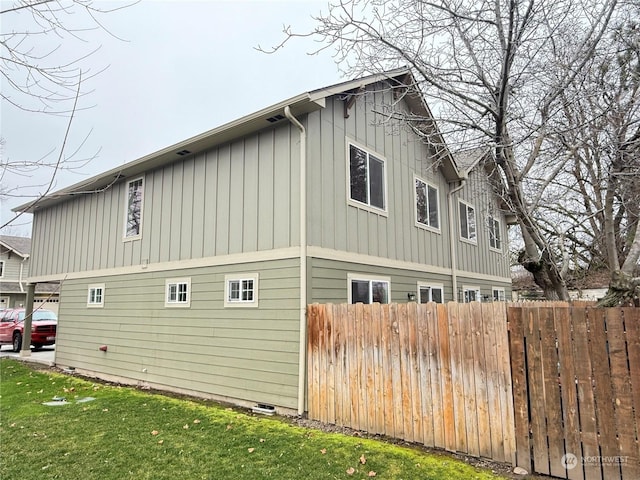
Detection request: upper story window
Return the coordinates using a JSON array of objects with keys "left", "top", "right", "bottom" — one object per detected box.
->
[
  {"left": 348, "top": 142, "right": 386, "bottom": 212},
  {"left": 224, "top": 273, "right": 259, "bottom": 308},
  {"left": 418, "top": 283, "right": 444, "bottom": 303},
  {"left": 459, "top": 200, "right": 477, "bottom": 243},
  {"left": 165, "top": 278, "right": 191, "bottom": 307},
  {"left": 0, "top": 260, "right": 4, "bottom": 278},
  {"left": 415, "top": 176, "right": 440, "bottom": 230},
  {"left": 488, "top": 216, "right": 502, "bottom": 251},
  {"left": 87, "top": 284, "right": 105, "bottom": 307},
  {"left": 348, "top": 274, "right": 390, "bottom": 304},
  {"left": 124, "top": 177, "right": 144, "bottom": 240}
]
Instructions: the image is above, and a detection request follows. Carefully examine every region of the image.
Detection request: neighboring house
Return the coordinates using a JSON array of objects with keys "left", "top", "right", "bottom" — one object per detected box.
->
[
  {"left": 15, "top": 68, "right": 512, "bottom": 413},
  {"left": 0, "top": 235, "right": 60, "bottom": 313}
]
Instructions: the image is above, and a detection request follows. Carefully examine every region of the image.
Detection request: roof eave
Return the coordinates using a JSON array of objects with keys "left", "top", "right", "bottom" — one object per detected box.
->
[{"left": 13, "top": 92, "right": 325, "bottom": 213}]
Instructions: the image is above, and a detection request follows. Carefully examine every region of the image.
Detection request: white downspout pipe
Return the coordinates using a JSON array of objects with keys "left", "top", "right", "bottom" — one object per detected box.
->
[
  {"left": 448, "top": 179, "right": 466, "bottom": 302},
  {"left": 284, "top": 105, "right": 307, "bottom": 416},
  {"left": 18, "top": 257, "right": 27, "bottom": 293}
]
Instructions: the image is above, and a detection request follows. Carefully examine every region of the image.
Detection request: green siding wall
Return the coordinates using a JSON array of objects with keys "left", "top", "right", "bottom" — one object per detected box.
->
[
  {"left": 54, "top": 258, "right": 301, "bottom": 409},
  {"left": 30, "top": 124, "right": 300, "bottom": 278},
  {"left": 309, "top": 257, "right": 511, "bottom": 304}
]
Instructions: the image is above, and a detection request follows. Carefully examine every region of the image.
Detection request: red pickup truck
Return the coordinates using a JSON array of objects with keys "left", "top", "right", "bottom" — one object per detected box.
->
[{"left": 0, "top": 308, "right": 57, "bottom": 352}]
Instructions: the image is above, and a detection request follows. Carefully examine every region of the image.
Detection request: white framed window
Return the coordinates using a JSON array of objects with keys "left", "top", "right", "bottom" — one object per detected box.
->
[
  {"left": 347, "top": 141, "right": 387, "bottom": 213},
  {"left": 165, "top": 278, "right": 191, "bottom": 307},
  {"left": 462, "top": 285, "right": 481, "bottom": 303},
  {"left": 224, "top": 273, "right": 259, "bottom": 308},
  {"left": 459, "top": 200, "right": 477, "bottom": 243},
  {"left": 492, "top": 287, "right": 506, "bottom": 302},
  {"left": 124, "top": 177, "right": 144, "bottom": 240},
  {"left": 414, "top": 176, "right": 440, "bottom": 230},
  {"left": 417, "top": 282, "right": 444, "bottom": 303},
  {"left": 87, "top": 284, "right": 105, "bottom": 307},
  {"left": 488, "top": 216, "right": 502, "bottom": 251},
  {"left": 348, "top": 273, "right": 390, "bottom": 304},
  {"left": 0, "top": 260, "right": 4, "bottom": 278}
]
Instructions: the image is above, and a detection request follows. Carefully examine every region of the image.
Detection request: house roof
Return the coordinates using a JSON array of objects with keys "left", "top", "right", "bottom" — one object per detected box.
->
[
  {"left": 0, "top": 235, "right": 30, "bottom": 258},
  {"left": 14, "top": 67, "right": 464, "bottom": 213}
]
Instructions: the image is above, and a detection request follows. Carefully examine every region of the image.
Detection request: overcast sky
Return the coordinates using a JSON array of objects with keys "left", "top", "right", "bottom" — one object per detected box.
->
[{"left": 1, "top": 0, "right": 342, "bottom": 235}]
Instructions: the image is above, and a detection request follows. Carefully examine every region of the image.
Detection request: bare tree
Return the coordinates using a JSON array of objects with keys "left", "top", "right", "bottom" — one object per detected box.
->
[
  {"left": 266, "top": 0, "right": 626, "bottom": 300},
  {"left": 1, "top": 0, "right": 132, "bottom": 230},
  {"left": 547, "top": 13, "right": 640, "bottom": 305}
]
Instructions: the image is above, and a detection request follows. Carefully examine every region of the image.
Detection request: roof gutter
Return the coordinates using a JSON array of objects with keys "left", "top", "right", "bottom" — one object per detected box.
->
[{"left": 284, "top": 105, "right": 308, "bottom": 416}]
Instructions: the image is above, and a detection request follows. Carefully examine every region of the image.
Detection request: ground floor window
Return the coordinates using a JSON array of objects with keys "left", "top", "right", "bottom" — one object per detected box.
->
[
  {"left": 418, "top": 283, "right": 444, "bottom": 303},
  {"left": 492, "top": 287, "right": 506, "bottom": 302},
  {"left": 165, "top": 278, "right": 191, "bottom": 307},
  {"left": 348, "top": 274, "right": 390, "bottom": 304},
  {"left": 224, "top": 273, "right": 259, "bottom": 307},
  {"left": 87, "top": 284, "right": 105, "bottom": 307},
  {"left": 462, "top": 286, "right": 481, "bottom": 303}
]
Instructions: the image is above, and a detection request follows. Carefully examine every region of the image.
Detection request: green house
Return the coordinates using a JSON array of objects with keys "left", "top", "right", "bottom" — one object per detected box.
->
[{"left": 15, "top": 68, "right": 512, "bottom": 413}]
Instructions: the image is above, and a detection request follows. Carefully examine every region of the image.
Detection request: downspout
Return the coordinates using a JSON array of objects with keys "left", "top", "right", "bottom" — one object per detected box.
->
[
  {"left": 284, "top": 105, "right": 307, "bottom": 416},
  {"left": 18, "top": 256, "right": 27, "bottom": 293},
  {"left": 448, "top": 179, "right": 466, "bottom": 302}
]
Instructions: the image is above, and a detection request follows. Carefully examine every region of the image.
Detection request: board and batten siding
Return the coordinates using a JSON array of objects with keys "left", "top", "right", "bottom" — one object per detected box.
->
[
  {"left": 0, "top": 253, "right": 27, "bottom": 280},
  {"left": 305, "top": 89, "right": 451, "bottom": 270},
  {"left": 452, "top": 168, "right": 511, "bottom": 279},
  {"left": 29, "top": 123, "right": 300, "bottom": 278},
  {"left": 54, "top": 258, "right": 301, "bottom": 409}
]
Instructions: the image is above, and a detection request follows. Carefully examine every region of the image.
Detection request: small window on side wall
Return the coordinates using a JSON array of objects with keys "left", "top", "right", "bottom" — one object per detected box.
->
[
  {"left": 348, "top": 142, "right": 386, "bottom": 212},
  {"left": 415, "top": 176, "right": 440, "bottom": 230},
  {"left": 492, "top": 287, "right": 506, "bottom": 302},
  {"left": 165, "top": 278, "right": 191, "bottom": 307},
  {"left": 224, "top": 273, "right": 259, "bottom": 308},
  {"left": 87, "top": 284, "right": 105, "bottom": 307},
  {"left": 463, "top": 286, "right": 481, "bottom": 303},
  {"left": 418, "top": 283, "right": 444, "bottom": 303},
  {"left": 459, "top": 200, "right": 477, "bottom": 243},
  {"left": 348, "top": 274, "right": 390, "bottom": 304},
  {"left": 0, "top": 260, "right": 4, "bottom": 278},
  {"left": 488, "top": 216, "right": 502, "bottom": 250},
  {"left": 124, "top": 177, "right": 144, "bottom": 240}
]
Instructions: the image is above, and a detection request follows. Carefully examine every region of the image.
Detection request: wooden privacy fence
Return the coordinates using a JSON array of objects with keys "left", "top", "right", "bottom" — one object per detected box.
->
[
  {"left": 509, "top": 305, "right": 640, "bottom": 480},
  {"left": 306, "top": 302, "right": 517, "bottom": 464}
]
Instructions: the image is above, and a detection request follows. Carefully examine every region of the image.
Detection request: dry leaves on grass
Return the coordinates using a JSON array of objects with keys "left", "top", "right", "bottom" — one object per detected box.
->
[
  {"left": 360, "top": 454, "right": 367, "bottom": 464},
  {"left": 346, "top": 467, "right": 355, "bottom": 475}
]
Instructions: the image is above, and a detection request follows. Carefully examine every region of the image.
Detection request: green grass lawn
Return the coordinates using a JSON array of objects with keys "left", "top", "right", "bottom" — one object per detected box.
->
[{"left": 0, "top": 359, "right": 511, "bottom": 480}]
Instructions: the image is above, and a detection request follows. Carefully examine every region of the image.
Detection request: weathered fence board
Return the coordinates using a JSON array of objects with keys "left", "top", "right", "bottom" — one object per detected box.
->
[
  {"left": 307, "top": 302, "right": 639, "bottom": 480},
  {"left": 307, "top": 302, "right": 516, "bottom": 461},
  {"left": 508, "top": 305, "right": 640, "bottom": 480}
]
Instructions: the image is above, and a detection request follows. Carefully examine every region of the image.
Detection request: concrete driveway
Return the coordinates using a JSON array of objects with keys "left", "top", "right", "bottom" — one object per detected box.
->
[{"left": 0, "top": 344, "right": 56, "bottom": 366}]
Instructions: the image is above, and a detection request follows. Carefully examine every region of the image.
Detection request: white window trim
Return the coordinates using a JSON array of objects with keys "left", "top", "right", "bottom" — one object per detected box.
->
[
  {"left": 123, "top": 176, "right": 144, "bottom": 242},
  {"left": 347, "top": 273, "right": 391, "bottom": 304},
  {"left": 462, "top": 285, "right": 482, "bottom": 303},
  {"left": 413, "top": 175, "right": 441, "bottom": 233},
  {"left": 165, "top": 277, "right": 191, "bottom": 308},
  {"left": 0, "top": 260, "right": 4, "bottom": 278},
  {"left": 492, "top": 287, "right": 506, "bottom": 302},
  {"left": 224, "top": 273, "right": 259, "bottom": 308},
  {"left": 345, "top": 138, "right": 389, "bottom": 216},
  {"left": 417, "top": 282, "right": 444, "bottom": 303},
  {"left": 488, "top": 215, "right": 503, "bottom": 252},
  {"left": 87, "top": 283, "right": 105, "bottom": 308},
  {"left": 459, "top": 199, "right": 478, "bottom": 244}
]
